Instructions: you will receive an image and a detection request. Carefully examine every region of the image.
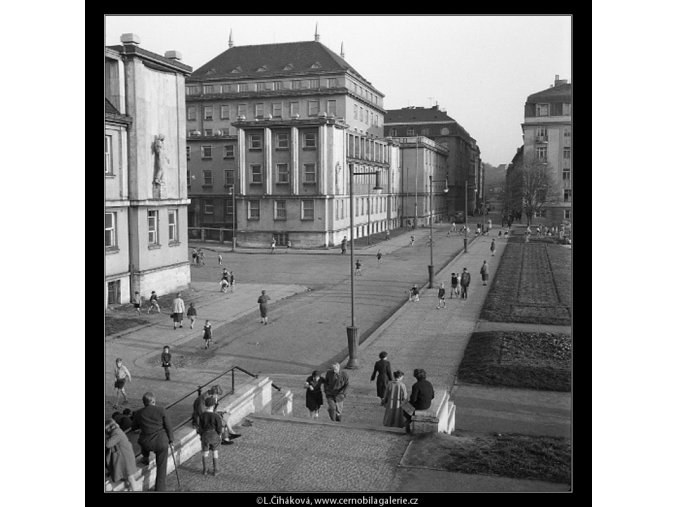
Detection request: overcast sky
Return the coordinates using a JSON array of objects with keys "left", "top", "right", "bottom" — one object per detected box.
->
[{"left": 105, "top": 15, "right": 570, "bottom": 167}]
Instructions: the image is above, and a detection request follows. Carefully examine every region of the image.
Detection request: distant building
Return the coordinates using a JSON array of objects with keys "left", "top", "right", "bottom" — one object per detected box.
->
[
  {"left": 384, "top": 105, "right": 482, "bottom": 215},
  {"left": 185, "top": 31, "right": 400, "bottom": 248},
  {"left": 105, "top": 34, "right": 192, "bottom": 307},
  {"left": 521, "top": 75, "right": 572, "bottom": 222}
]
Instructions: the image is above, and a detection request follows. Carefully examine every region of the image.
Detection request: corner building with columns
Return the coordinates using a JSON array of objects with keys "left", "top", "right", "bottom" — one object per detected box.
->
[{"left": 185, "top": 33, "right": 401, "bottom": 248}]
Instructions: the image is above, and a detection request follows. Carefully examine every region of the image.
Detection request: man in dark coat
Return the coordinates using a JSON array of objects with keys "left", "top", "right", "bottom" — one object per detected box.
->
[
  {"left": 323, "top": 362, "right": 349, "bottom": 422},
  {"left": 370, "top": 351, "right": 393, "bottom": 400},
  {"left": 460, "top": 267, "right": 471, "bottom": 299},
  {"left": 132, "top": 392, "right": 174, "bottom": 491},
  {"left": 404, "top": 369, "right": 435, "bottom": 433}
]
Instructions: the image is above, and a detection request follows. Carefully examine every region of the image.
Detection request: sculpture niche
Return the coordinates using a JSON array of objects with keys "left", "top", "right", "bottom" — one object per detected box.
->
[{"left": 152, "top": 134, "right": 170, "bottom": 185}]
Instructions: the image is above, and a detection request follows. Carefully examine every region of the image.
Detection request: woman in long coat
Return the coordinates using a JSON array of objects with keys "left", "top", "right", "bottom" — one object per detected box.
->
[
  {"left": 105, "top": 419, "right": 138, "bottom": 491},
  {"left": 304, "top": 370, "right": 325, "bottom": 419},
  {"left": 370, "top": 351, "right": 393, "bottom": 400},
  {"left": 382, "top": 370, "right": 408, "bottom": 428}
]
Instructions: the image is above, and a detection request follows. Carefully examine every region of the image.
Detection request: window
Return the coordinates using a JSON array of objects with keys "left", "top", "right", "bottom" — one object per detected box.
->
[
  {"left": 204, "top": 128, "right": 213, "bottom": 137},
  {"left": 273, "top": 81, "right": 283, "bottom": 91},
  {"left": 327, "top": 100, "right": 337, "bottom": 116},
  {"left": 187, "top": 106, "right": 197, "bottom": 121},
  {"left": 105, "top": 212, "right": 117, "bottom": 248},
  {"left": 292, "top": 80, "right": 301, "bottom": 90},
  {"left": 389, "top": 128, "right": 397, "bottom": 136},
  {"left": 290, "top": 102, "right": 299, "bottom": 117},
  {"left": 186, "top": 146, "right": 191, "bottom": 160},
  {"left": 564, "top": 127, "right": 571, "bottom": 138},
  {"left": 562, "top": 168, "right": 571, "bottom": 186},
  {"left": 255, "top": 103, "right": 264, "bottom": 118},
  {"left": 223, "top": 145, "right": 234, "bottom": 158},
  {"left": 201, "top": 145, "right": 212, "bottom": 158},
  {"left": 204, "top": 106, "right": 213, "bottom": 120},
  {"left": 274, "top": 200, "right": 286, "bottom": 220},
  {"left": 536, "top": 146, "right": 548, "bottom": 161},
  {"left": 105, "top": 135, "right": 112, "bottom": 174},
  {"left": 563, "top": 103, "right": 572, "bottom": 115},
  {"left": 220, "top": 105, "right": 230, "bottom": 119},
  {"left": 187, "top": 86, "right": 200, "bottom": 95},
  {"left": 564, "top": 210, "right": 571, "bottom": 220},
  {"left": 303, "top": 132, "right": 316, "bottom": 148},
  {"left": 224, "top": 170, "right": 234, "bottom": 186},
  {"left": 239, "top": 83, "right": 249, "bottom": 92},
  {"left": 421, "top": 128, "right": 429, "bottom": 136},
  {"left": 563, "top": 147, "right": 571, "bottom": 159},
  {"left": 308, "top": 100, "right": 319, "bottom": 116},
  {"left": 326, "top": 78, "right": 337, "bottom": 88},
  {"left": 237, "top": 104, "right": 247, "bottom": 117},
  {"left": 301, "top": 200, "right": 314, "bottom": 220},
  {"left": 359, "top": 107, "right": 363, "bottom": 122},
  {"left": 250, "top": 164, "right": 262, "bottom": 184},
  {"left": 406, "top": 128, "right": 415, "bottom": 136},
  {"left": 147, "top": 210, "right": 158, "bottom": 244},
  {"left": 203, "top": 85, "right": 215, "bottom": 94},
  {"left": 256, "top": 82, "right": 266, "bottom": 91},
  {"left": 272, "top": 102, "right": 282, "bottom": 118},
  {"left": 248, "top": 200, "right": 260, "bottom": 220},
  {"left": 187, "top": 170, "right": 192, "bottom": 187},
  {"left": 536, "top": 103, "right": 549, "bottom": 116},
  {"left": 353, "top": 104, "right": 358, "bottom": 120},
  {"left": 203, "top": 170, "right": 213, "bottom": 185},
  {"left": 563, "top": 189, "right": 571, "bottom": 202},
  {"left": 225, "top": 197, "right": 234, "bottom": 216},
  {"left": 304, "top": 163, "right": 316, "bottom": 183},
  {"left": 536, "top": 126, "right": 548, "bottom": 140},
  {"left": 308, "top": 79, "right": 319, "bottom": 88},
  {"left": 276, "top": 163, "right": 289, "bottom": 184},
  {"left": 107, "top": 280, "right": 121, "bottom": 305},
  {"left": 276, "top": 133, "right": 289, "bottom": 149},
  {"left": 168, "top": 209, "right": 177, "bottom": 243},
  {"left": 204, "top": 199, "right": 214, "bottom": 215},
  {"left": 249, "top": 134, "right": 262, "bottom": 150}
]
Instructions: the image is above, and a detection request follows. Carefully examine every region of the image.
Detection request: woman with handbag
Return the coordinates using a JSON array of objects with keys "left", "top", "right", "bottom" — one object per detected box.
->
[
  {"left": 105, "top": 419, "right": 138, "bottom": 491},
  {"left": 381, "top": 370, "right": 408, "bottom": 429}
]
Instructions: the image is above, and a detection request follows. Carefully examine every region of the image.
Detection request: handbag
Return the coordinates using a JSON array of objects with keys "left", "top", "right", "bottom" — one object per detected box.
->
[{"left": 402, "top": 401, "right": 415, "bottom": 416}]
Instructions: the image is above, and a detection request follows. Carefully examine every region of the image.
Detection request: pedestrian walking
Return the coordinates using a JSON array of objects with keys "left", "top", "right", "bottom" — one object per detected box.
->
[
  {"left": 355, "top": 259, "right": 362, "bottom": 276},
  {"left": 187, "top": 302, "right": 197, "bottom": 329},
  {"left": 198, "top": 249, "right": 205, "bottom": 266},
  {"left": 197, "top": 396, "right": 223, "bottom": 476},
  {"left": 270, "top": 237, "right": 276, "bottom": 254},
  {"left": 132, "top": 392, "right": 174, "bottom": 491},
  {"left": 382, "top": 370, "right": 408, "bottom": 429},
  {"left": 258, "top": 290, "right": 271, "bottom": 325},
  {"left": 460, "top": 268, "right": 471, "bottom": 299},
  {"left": 376, "top": 250, "right": 383, "bottom": 264},
  {"left": 203, "top": 320, "right": 212, "bottom": 349},
  {"left": 370, "top": 351, "right": 393, "bottom": 401},
  {"left": 490, "top": 238, "right": 496, "bottom": 256},
  {"left": 436, "top": 283, "right": 446, "bottom": 309},
  {"left": 450, "top": 273, "right": 460, "bottom": 299},
  {"left": 113, "top": 358, "right": 131, "bottom": 408},
  {"left": 132, "top": 291, "right": 142, "bottom": 315},
  {"left": 385, "top": 230, "right": 390, "bottom": 240},
  {"left": 409, "top": 284, "right": 419, "bottom": 302},
  {"left": 304, "top": 370, "right": 325, "bottom": 419},
  {"left": 323, "top": 362, "right": 349, "bottom": 422},
  {"left": 192, "top": 248, "right": 198, "bottom": 265},
  {"left": 341, "top": 236, "right": 347, "bottom": 254},
  {"left": 287, "top": 239, "right": 292, "bottom": 250},
  {"left": 171, "top": 293, "right": 185, "bottom": 330},
  {"left": 403, "top": 369, "right": 435, "bottom": 434},
  {"left": 220, "top": 270, "right": 230, "bottom": 293},
  {"left": 148, "top": 291, "right": 161, "bottom": 314},
  {"left": 217, "top": 253, "right": 223, "bottom": 266},
  {"left": 228, "top": 270, "right": 234, "bottom": 292},
  {"left": 409, "top": 235, "right": 415, "bottom": 246},
  {"left": 480, "top": 261, "right": 489, "bottom": 286},
  {"left": 161, "top": 345, "right": 172, "bottom": 381},
  {"left": 498, "top": 230, "right": 502, "bottom": 238},
  {"left": 105, "top": 418, "right": 138, "bottom": 491}
]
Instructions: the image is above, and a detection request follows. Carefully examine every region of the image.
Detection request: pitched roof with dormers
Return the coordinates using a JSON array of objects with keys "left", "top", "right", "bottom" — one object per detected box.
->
[
  {"left": 526, "top": 82, "right": 572, "bottom": 103},
  {"left": 187, "top": 40, "right": 378, "bottom": 92},
  {"left": 385, "top": 106, "right": 475, "bottom": 144}
]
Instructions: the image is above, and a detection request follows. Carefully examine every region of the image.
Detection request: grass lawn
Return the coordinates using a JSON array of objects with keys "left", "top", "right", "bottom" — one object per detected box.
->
[
  {"left": 457, "top": 331, "right": 571, "bottom": 391},
  {"left": 404, "top": 431, "right": 571, "bottom": 485}
]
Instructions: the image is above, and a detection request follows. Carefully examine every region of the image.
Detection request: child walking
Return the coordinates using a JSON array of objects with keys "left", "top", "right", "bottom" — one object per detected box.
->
[
  {"left": 147, "top": 291, "right": 161, "bottom": 314},
  {"left": 450, "top": 273, "right": 460, "bottom": 299},
  {"left": 217, "top": 253, "right": 223, "bottom": 266},
  {"left": 203, "top": 320, "right": 213, "bottom": 349},
  {"left": 132, "top": 291, "right": 142, "bottom": 315},
  {"left": 161, "top": 346, "right": 172, "bottom": 381},
  {"left": 187, "top": 302, "right": 197, "bottom": 329},
  {"left": 113, "top": 358, "right": 131, "bottom": 408},
  {"left": 436, "top": 283, "right": 446, "bottom": 309}
]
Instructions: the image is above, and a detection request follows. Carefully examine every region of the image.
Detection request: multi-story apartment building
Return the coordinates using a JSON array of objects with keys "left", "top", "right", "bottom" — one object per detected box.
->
[
  {"left": 105, "top": 34, "right": 193, "bottom": 306},
  {"left": 185, "top": 34, "right": 400, "bottom": 248},
  {"left": 385, "top": 105, "right": 482, "bottom": 216},
  {"left": 389, "top": 136, "right": 448, "bottom": 228},
  {"left": 521, "top": 75, "right": 572, "bottom": 223}
]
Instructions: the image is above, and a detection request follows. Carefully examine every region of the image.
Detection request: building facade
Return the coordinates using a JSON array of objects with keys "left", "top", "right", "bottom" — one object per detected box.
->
[
  {"left": 384, "top": 106, "right": 482, "bottom": 217},
  {"left": 185, "top": 35, "right": 400, "bottom": 248},
  {"left": 521, "top": 75, "right": 572, "bottom": 223},
  {"left": 105, "top": 34, "right": 193, "bottom": 307}
]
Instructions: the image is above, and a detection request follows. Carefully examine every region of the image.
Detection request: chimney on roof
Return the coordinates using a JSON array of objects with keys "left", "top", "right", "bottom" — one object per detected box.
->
[
  {"left": 554, "top": 74, "right": 568, "bottom": 86},
  {"left": 340, "top": 41, "right": 345, "bottom": 58},
  {"left": 314, "top": 23, "right": 320, "bottom": 42},
  {"left": 228, "top": 29, "right": 234, "bottom": 48},
  {"left": 164, "top": 50, "right": 182, "bottom": 61},
  {"left": 121, "top": 33, "right": 141, "bottom": 46}
]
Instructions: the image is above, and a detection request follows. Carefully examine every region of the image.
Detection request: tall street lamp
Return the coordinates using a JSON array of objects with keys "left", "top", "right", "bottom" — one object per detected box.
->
[
  {"left": 346, "top": 163, "right": 383, "bottom": 369},
  {"left": 225, "top": 184, "right": 236, "bottom": 252},
  {"left": 464, "top": 180, "right": 468, "bottom": 253},
  {"left": 428, "top": 175, "right": 449, "bottom": 288}
]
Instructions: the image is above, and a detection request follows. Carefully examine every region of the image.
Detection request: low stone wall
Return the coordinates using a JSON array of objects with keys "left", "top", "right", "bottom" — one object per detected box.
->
[
  {"left": 105, "top": 377, "right": 293, "bottom": 492},
  {"left": 410, "top": 390, "right": 456, "bottom": 435}
]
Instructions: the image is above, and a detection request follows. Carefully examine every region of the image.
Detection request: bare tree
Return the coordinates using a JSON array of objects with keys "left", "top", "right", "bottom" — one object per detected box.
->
[{"left": 519, "top": 156, "right": 557, "bottom": 226}]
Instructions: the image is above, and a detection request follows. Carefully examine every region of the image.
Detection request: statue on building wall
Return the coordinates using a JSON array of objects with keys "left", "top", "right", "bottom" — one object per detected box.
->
[
  {"left": 152, "top": 134, "right": 169, "bottom": 185},
  {"left": 335, "top": 162, "right": 343, "bottom": 194}
]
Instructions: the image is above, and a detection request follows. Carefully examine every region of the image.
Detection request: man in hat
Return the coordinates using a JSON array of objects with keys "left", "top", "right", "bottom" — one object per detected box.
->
[
  {"left": 131, "top": 392, "right": 173, "bottom": 491},
  {"left": 323, "top": 362, "right": 349, "bottom": 422}
]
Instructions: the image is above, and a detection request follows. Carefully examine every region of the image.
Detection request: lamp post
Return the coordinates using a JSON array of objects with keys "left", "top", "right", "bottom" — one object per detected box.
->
[
  {"left": 346, "top": 163, "right": 382, "bottom": 369},
  {"left": 225, "top": 185, "right": 236, "bottom": 252},
  {"left": 428, "top": 175, "right": 449, "bottom": 288},
  {"left": 464, "top": 180, "right": 468, "bottom": 253}
]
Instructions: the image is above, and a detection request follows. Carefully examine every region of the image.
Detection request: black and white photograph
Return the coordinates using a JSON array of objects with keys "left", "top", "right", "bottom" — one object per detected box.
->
[{"left": 102, "top": 13, "right": 576, "bottom": 495}]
